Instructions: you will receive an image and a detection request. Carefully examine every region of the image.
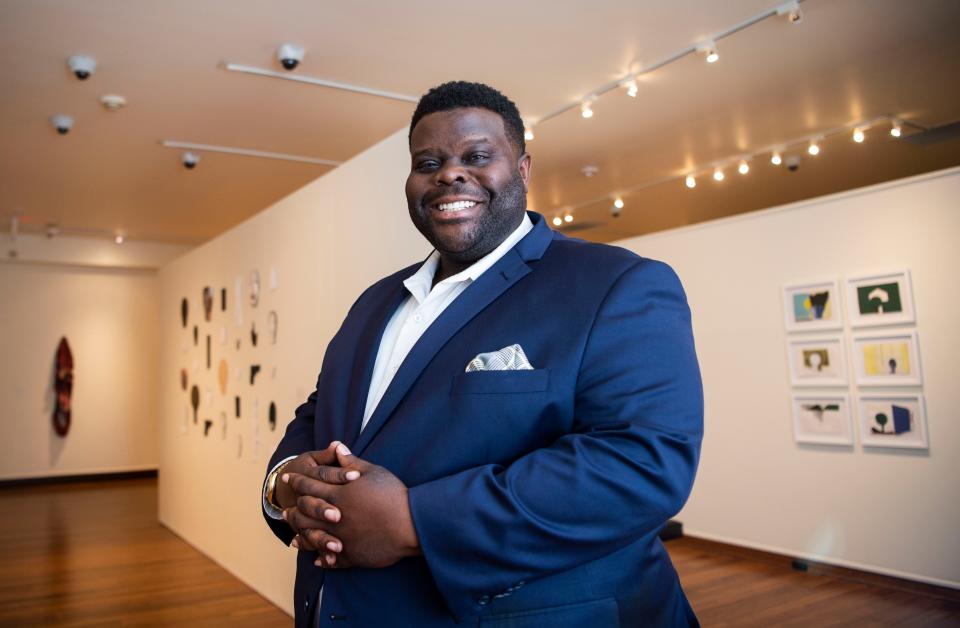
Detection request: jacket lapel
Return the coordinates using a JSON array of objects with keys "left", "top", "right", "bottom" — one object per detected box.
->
[
  {"left": 340, "top": 280, "right": 408, "bottom": 450},
  {"left": 352, "top": 212, "right": 554, "bottom": 455}
]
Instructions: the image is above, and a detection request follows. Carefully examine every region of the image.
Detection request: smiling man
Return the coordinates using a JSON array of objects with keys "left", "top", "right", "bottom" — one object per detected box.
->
[{"left": 262, "top": 81, "right": 704, "bottom": 627}]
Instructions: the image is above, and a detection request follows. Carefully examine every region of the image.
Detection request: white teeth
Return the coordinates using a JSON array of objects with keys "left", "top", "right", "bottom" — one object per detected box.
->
[{"left": 437, "top": 200, "right": 477, "bottom": 211}]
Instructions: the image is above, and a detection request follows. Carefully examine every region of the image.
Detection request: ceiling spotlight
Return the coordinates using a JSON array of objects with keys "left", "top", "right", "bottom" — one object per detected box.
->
[
  {"left": 524, "top": 124, "right": 534, "bottom": 141},
  {"left": 697, "top": 40, "right": 719, "bottom": 64},
  {"left": 738, "top": 160, "right": 750, "bottom": 175},
  {"left": 100, "top": 94, "right": 127, "bottom": 111},
  {"left": 580, "top": 101, "right": 594, "bottom": 119},
  {"left": 890, "top": 121, "right": 902, "bottom": 138},
  {"left": 613, "top": 197, "right": 625, "bottom": 209},
  {"left": 581, "top": 165, "right": 599, "bottom": 178},
  {"left": 685, "top": 174, "right": 697, "bottom": 188},
  {"left": 624, "top": 79, "right": 639, "bottom": 98},
  {"left": 564, "top": 213, "right": 573, "bottom": 223},
  {"left": 114, "top": 233, "right": 125, "bottom": 245},
  {"left": 807, "top": 140, "right": 820, "bottom": 156},
  {"left": 552, "top": 216, "right": 563, "bottom": 227},
  {"left": 182, "top": 152, "right": 200, "bottom": 169},
  {"left": 776, "top": 1, "right": 803, "bottom": 24},
  {"left": 713, "top": 167, "right": 725, "bottom": 182},
  {"left": 51, "top": 114, "right": 74, "bottom": 135},
  {"left": 771, "top": 151, "right": 783, "bottom": 165},
  {"left": 852, "top": 128, "right": 865, "bottom": 143},
  {"left": 68, "top": 54, "right": 96, "bottom": 80},
  {"left": 276, "top": 43, "right": 305, "bottom": 71}
]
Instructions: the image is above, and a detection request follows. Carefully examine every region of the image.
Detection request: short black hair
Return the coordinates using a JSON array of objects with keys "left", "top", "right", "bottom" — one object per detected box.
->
[{"left": 409, "top": 81, "right": 526, "bottom": 155}]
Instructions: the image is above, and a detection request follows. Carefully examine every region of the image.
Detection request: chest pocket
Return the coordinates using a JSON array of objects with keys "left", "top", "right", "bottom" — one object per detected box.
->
[{"left": 450, "top": 369, "right": 550, "bottom": 395}]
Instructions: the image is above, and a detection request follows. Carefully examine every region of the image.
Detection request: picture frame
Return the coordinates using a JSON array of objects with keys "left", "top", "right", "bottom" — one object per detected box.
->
[
  {"left": 846, "top": 270, "right": 915, "bottom": 327},
  {"left": 852, "top": 330, "right": 923, "bottom": 386},
  {"left": 782, "top": 279, "right": 844, "bottom": 332},
  {"left": 857, "top": 393, "right": 929, "bottom": 449},
  {"left": 791, "top": 393, "right": 853, "bottom": 445},
  {"left": 786, "top": 335, "right": 849, "bottom": 387}
]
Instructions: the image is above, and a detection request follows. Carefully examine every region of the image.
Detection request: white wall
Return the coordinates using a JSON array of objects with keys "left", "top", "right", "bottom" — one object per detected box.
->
[
  {"left": 615, "top": 167, "right": 960, "bottom": 588},
  {"left": 157, "top": 129, "right": 427, "bottom": 614},
  {"left": 0, "top": 258, "right": 163, "bottom": 479}
]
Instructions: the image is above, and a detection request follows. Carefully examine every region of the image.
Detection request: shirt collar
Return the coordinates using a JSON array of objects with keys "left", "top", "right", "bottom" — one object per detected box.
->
[{"left": 403, "top": 213, "right": 534, "bottom": 303}]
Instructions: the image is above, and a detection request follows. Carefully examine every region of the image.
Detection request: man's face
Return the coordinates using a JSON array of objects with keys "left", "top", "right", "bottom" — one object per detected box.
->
[{"left": 406, "top": 107, "right": 531, "bottom": 264}]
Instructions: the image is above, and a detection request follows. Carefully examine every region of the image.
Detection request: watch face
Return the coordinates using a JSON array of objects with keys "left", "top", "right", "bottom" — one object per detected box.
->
[{"left": 249, "top": 270, "right": 260, "bottom": 308}]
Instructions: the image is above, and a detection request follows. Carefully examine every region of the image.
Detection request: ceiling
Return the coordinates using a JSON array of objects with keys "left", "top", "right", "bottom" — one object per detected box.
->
[{"left": 2, "top": 0, "right": 959, "bottom": 246}]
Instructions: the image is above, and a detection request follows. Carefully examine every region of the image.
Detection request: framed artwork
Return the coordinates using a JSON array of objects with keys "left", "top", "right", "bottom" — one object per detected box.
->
[
  {"left": 858, "top": 393, "right": 928, "bottom": 449},
  {"left": 783, "top": 279, "right": 843, "bottom": 332},
  {"left": 846, "top": 270, "right": 915, "bottom": 327},
  {"left": 787, "top": 335, "right": 849, "bottom": 387},
  {"left": 852, "top": 330, "right": 922, "bottom": 386},
  {"left": 791, "top": 393, "right": 853, "bottom": 445}
]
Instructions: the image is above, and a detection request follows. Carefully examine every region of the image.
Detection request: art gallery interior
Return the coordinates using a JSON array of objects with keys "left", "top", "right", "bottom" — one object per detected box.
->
[{"left": 1, "top": 0, "right": 959, "bottom": 625}]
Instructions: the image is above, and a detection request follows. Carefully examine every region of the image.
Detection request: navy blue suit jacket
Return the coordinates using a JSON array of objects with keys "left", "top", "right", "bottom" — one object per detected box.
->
[{"left": 264, "top": 212, "right": 703, "bottom": 627}]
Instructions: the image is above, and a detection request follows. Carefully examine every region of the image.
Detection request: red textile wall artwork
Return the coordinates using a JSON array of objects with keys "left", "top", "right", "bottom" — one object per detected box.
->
[{"left": 53, "top": 337, "right": 73, "bottom": 437}]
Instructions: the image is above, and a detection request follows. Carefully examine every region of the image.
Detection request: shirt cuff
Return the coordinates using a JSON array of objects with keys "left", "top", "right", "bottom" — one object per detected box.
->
[{"left": 262, "top": 455, "right": 298, "bottom": 520}]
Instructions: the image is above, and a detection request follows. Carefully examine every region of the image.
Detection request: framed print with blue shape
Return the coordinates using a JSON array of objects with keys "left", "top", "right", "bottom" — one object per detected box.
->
[{"left": 783, "top": 279, "right": 843, "bottom": 332}]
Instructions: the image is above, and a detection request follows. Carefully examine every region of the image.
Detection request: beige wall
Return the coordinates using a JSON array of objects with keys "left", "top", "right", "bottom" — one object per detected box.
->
[
  {"left": 615, "top": 167, "right": 960, "bottom": 588},
  {"left": 0, "top": 260, "right": 161, "bottom": 479},
  {"left": 157, "top": 129, "right": 427, "bottom": 614}
]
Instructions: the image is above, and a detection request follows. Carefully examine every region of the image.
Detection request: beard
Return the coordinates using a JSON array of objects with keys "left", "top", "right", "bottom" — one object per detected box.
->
[{"left": 408, "top": 170, "right": 527, "bottom": 265}]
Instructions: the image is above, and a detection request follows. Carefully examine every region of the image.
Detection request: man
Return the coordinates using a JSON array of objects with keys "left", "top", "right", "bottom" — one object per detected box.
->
[{"left": 262, "top": 81, "right": 703, "bottom": 627}]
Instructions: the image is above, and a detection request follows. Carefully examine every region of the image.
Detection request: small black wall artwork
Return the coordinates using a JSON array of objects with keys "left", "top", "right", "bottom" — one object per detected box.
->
[
  {"left": 180, "top": 298, "right": 189, "bottom": 328},
  {"left": 220, "top": 287, "right": 227, "bottom": 312},
  {"left": 193, "top": 325, "right": 198, "bottom": 346},
  {"left": 180, "top": 368, "right": 188, "bottom": 391},
  {"left": 268, "top": 401, "right": 277, "bottom": 431},
  {"left": 206, "top": 335, "right": 211, "bottom": 369},
  {"left": 202, "top": 286, "right": 213, "bottom": 322},
  {"left": 203, "top": 419, "right": 213, "bottom": 436},
  {"left": 235, "top": 395, "right": 241, "bottom": 418},
  {"left": 53, "top": 337, "right": 74, "bottom": 437},
  {"left": 249, "top": 270, "right": 260, "bottom": 308},
  {"left": 250, "top": 364, "right": 261, "bottom": 385},
  {"left": 250, "top": 322, "right": 258, "bottom": 347},
  {"left": 190, "top": 385, "right": 200, "bottom": 423}
]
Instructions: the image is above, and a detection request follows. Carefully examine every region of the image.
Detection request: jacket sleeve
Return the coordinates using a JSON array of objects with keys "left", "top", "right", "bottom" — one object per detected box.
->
[
  {"left": 261, "top": 374, "right": 321, "bottom": 546},
  {"left": 407, "top": 259, "right": 704, "bottom": 620}
]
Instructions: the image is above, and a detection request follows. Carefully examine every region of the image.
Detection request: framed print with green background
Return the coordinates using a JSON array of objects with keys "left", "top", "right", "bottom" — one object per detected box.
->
[
  {"left": 858, "top": 393, "right": 928, "bottom": 449},
  {"left": 783, "top": 279, "right": 843, "bottom": 332},
  {"left": 846, "top": 270, "right": 915, "bottom": 327},
  {"left": 787, "top": 335, "right": 849, "bottom": 387},
  {"left": 852, "top": 330, "right": 923, "bottom": 386},
  {"left": 791, "top": 393, "right": 853, "bottom": 446}
]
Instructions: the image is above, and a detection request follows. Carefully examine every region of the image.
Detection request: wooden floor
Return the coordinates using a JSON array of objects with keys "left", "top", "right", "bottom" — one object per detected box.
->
[{"left": 0, "top": 478, "right": 957, "bottom": 627}]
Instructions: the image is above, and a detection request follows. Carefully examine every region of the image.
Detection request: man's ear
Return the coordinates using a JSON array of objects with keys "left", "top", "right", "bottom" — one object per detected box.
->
[{"left": 518, "top": 153, "right": 532, "bottom": 190}]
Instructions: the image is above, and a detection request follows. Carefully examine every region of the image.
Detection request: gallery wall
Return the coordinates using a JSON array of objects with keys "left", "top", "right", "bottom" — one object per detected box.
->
[
  {"left": 157, "top": 129, "right": 427, "bottom": 614},
  {"left": 0, "top": 234, "right": 185, "bottom": 479},
  {"left": 616, "top": 167, "right": 960, "bottom": 588}
]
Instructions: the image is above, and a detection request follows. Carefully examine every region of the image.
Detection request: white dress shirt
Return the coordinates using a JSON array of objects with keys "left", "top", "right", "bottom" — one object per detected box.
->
[{"left": 263, "top": 213, "right": 533, "bottom": 519}]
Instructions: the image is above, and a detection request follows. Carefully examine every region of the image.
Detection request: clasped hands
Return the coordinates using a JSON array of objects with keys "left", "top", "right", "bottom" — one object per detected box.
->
[{"left": 274, "top": 441, "right": 421, "bottom": 569}]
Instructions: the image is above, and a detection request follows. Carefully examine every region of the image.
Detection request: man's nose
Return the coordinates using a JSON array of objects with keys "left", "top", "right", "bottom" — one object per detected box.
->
[{"left": 435, "top": 161, "right": 467, "bottom": 185}]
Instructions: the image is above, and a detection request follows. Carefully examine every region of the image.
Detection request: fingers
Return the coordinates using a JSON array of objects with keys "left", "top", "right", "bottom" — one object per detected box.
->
[
  {"left": 306, "top": 441, "right": 342, "bottom": 468},
  {"left": 299, "top": 528, "right": 344, "bottom": 557},
  {"left": 302, "top": 463, "right": 361, "bottom": 485},
  {"left": 296, "top": 495, "right": 343, "bottom": 523},
  {"left": 283, "top": 472, "right": 336, "bottom": 501},
  {"left": 333, "top": 441, "right": 367, "bottom": 472},
  {"left": 283, "top": 506, "right": 327, "bottom": 536}
]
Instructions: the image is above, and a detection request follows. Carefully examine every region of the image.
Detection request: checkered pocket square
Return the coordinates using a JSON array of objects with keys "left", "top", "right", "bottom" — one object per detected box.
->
[{"left": 465, "top": 344, "right": 534, "bottom": 372}]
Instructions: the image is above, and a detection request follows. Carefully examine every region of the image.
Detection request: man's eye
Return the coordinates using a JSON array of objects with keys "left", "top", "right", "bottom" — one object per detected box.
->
[
  {"left": 466, "top": 153, "right": 489, "bottom": 164},
  {"left": 416, "top": 160, "right": 439, "bottom": 171}
]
